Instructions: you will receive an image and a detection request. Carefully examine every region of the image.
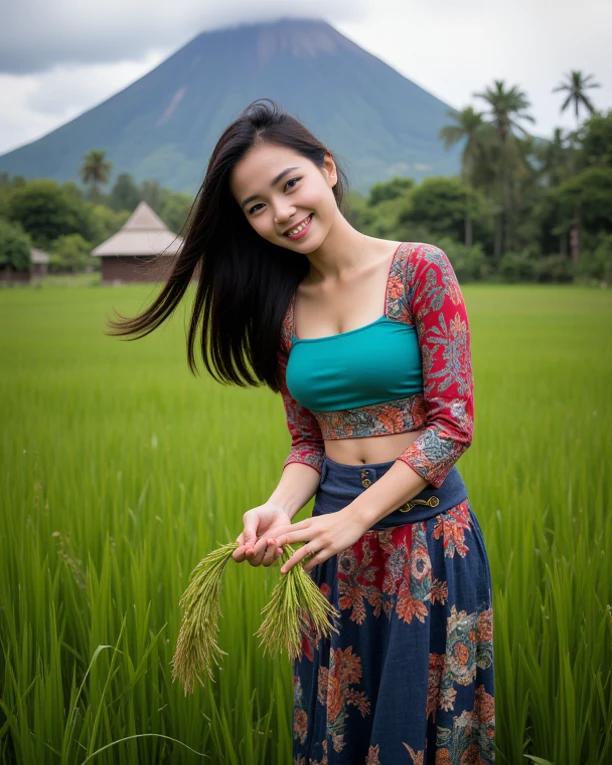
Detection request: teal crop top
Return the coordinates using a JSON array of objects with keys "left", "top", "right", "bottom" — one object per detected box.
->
[{"left": 286, "top": 314, "right": 423, "bottom": 412}]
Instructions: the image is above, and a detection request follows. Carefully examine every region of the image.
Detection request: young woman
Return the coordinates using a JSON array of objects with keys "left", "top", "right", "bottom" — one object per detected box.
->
[{"left": 110, "top": 99, "right": 494, "bottom": 764}]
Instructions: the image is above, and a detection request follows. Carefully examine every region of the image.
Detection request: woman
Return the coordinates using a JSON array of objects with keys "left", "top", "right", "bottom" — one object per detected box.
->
[{"left": 109, "top": 99, "right": 494, "bottom": 764}]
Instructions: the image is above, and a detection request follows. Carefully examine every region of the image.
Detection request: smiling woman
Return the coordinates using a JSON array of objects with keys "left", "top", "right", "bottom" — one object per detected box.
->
[{"left": 105, "top": 98, "right": 494, "bottom": 764}]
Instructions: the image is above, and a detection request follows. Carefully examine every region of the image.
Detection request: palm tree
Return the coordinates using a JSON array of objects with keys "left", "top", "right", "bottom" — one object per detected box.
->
[
  {"left": 80, "top": 150, "right": 112, "bottom": 200},
  {"left": 438, "top": 107, "right": 489, "bottom": 246},
  {"left": 474, "top": 80, "right": 535, "bottom": 255},
  {"left": 533, "top": 128, "right": 574, "bottom": 255},
  {"left": 553, "top": 71, "right": 600, "bottom": 263},
  {"left": 553, "top": 71, "right": 601, "bottom": 126}
]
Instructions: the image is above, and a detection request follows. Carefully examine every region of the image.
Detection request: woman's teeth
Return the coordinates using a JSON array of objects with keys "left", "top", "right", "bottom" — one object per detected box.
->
[{"left": 286, "top": 215, "right": 312, "bottom": 236}]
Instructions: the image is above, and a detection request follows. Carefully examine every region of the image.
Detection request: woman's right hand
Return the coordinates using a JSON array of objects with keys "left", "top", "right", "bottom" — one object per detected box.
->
[{"left": 232, "top": 502, "right": 292, "bottom": 567}]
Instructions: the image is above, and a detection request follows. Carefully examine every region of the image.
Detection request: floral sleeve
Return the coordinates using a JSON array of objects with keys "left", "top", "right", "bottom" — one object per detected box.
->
[
  {"left": 277, "top": 349, "right": 325, "bottom": 475},
  {"left": 396, "top": 244, "right": 474, "bottom": 488}
]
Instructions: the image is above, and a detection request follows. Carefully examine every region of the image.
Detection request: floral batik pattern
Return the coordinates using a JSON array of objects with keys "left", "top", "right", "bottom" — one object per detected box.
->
[
  {"left": 337, "top": 523, "right": 448, "bottom": 626},
  {"left": 395, "top": 244, "right": 474, "bottom": 488},
  {"left": 435, "top": 685, "right": 496, "bottom": 764},
  {"left": 427, "top": 606, "right": 494, "bottom": 717},
  {"left": 317, "top": 647, "right": 371, "bottom": 754},
  {"left": 277, "top": 348, "right": 325, "bottom": 474},
  {"left": 292, "top": 498, "right": 494, "bottom": 764}
]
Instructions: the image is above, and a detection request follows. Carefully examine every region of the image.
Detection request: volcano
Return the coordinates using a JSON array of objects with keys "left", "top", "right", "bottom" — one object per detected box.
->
[{"left": 0, "top": 18, "right": 461, "bottom": 193}]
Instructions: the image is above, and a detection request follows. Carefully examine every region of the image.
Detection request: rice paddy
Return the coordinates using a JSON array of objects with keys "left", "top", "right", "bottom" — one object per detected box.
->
[{"left": 1, "top": 283, "right": 611, "bottom": 764}]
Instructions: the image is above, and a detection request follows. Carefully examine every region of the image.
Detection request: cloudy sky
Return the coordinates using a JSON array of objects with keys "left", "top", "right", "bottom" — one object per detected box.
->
[{"left": 0, "top": 0, "right": 610, "bottom": 155}]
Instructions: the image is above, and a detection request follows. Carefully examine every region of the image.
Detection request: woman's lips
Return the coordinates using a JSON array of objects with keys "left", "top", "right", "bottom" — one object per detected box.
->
[{"left": 284, "top": 214, "right": 313, "bottom": 239}]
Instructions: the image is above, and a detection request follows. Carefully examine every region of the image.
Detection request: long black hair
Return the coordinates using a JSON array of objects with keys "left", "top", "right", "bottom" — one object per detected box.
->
[{"left": 106, "top": 99, "right": 349, "bottom": 392}]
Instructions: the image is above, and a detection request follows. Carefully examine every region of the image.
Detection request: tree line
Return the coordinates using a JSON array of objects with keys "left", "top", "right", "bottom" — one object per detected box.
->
[
  {"left": 1, "top": 71, "right": 610, "bottom": 284},
  {"left": 0, "top": 159, "right": 192, "bottom": 274},
  {"left": 348, "top": 71, "right": 610, "bottom": 284}
]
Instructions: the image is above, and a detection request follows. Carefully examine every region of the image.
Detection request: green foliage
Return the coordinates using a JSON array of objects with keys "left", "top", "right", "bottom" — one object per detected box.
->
[
  {"left": 360, "top": 195, "right": 412, "bottom": 239},
  {"left": 578, "top": 111, "right": 612, "bottom": 168},
  {"left": 159, "top": 191, "right": 192, "bottom": 234},
  {"left": 575, "top": 233, "right": 612, "bottom": 285},
  {"left": 109, "top": 173, "right": 141, "bottom": 212},
  {"left": 89, "top": 205, "right": 130, "bottom": 248},
  {"left": 80, "top": 150, "right": 113, "bottom": 201},
  {"left": 7, "top": 179, "right": 92, "bottom": 249},
  {"left": 50, "top": 233, "right": 92, "bottom": 274},
  {"left": 0, "top": 218, "right": 32, "bottom": 270},
  {"left": 553, "top": 166, "right": 612, "bottom": 231},
  {"left": 400, "top": 176, "right": 471, "bottom": 241},
  {"left": 367, "top": 176, "right": 414, "bottom": 207},
  {"left": 435, "top": 237, "right": 490, "bottom": 282},
  {"left": 1, "top": 285, "right": 611, "bottom": 763}
]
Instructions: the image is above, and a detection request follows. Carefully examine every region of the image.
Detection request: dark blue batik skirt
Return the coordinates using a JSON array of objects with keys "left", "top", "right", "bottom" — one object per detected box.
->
[{"left": 292, "top": 455, "right": 495, "bottom": 765}]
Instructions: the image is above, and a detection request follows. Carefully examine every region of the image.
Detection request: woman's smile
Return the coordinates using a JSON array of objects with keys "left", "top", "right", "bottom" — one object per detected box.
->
[{"left": 284, "top": 214, "right": 314, "bottom": 240}]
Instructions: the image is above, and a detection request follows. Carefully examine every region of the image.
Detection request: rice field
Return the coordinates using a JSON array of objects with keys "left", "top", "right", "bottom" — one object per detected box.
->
[{"left": 1, "top": 282, "right": 611, "bottom": 765}]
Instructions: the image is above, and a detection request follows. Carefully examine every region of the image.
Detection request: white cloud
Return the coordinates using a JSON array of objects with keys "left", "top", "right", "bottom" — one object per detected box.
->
[
  {"left": 0, "top": 53, "right": 164, "bottom": 153},
  {"left": 0, "top": 2, "right": 366, "bottom": 74}
]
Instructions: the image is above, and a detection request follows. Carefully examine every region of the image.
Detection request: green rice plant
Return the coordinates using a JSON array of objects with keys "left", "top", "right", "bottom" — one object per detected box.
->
[
  {"left": 172, "top": 542, "right": 338, "bottom": 695},
  {"left": 256, "top": 545, "right": 339, "bottom": 660},
  {"left": 1, "top": 283, "right": 611, "bottom": 764}
]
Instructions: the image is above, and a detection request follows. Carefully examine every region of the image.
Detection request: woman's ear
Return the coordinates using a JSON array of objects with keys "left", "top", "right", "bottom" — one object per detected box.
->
[{"left": 323, "top": 152, "right": 338, "bottom": 188}]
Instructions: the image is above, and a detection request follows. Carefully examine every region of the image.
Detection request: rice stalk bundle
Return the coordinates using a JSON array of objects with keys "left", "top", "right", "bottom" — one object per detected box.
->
[
  {"left": 256, "top": 545, "right": 339, "bottom": 660},
  {"left": 171, "top": 542, "right": 339, "bottom": 695}
]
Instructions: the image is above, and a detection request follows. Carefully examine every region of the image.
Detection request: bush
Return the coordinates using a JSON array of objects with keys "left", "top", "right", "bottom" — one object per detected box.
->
[
  {"left": 535, "top": 254, "right": 575, "bottom": 284},
  {"left": 50, "top": 233, "right": 92, "bottom": 274},
  {"left": 574, "top": 233, "right": 612, "bottom": 285},
  {"left": 436, "top": 237, "right": 490, "bottom": 282},
  {"left": 0, "top": 219, "right": 31, "bottom": 270},
  {"left": 498, "top": 252, "right": 539, "bottom": 283}
]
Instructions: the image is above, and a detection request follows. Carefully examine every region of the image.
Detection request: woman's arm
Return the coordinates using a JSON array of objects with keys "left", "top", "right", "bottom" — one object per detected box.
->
[
  {"left": 234, "top": 349, "right": 324, "bottom": 566},
  {"left": 395, "top": 243, "right": 474, "bottom": 488},
  {"left": 268, "top": 462, "right": 322, "bottom": 520}
]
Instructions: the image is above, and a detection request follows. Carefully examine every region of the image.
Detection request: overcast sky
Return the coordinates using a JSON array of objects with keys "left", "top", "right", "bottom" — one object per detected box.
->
[{"left": 0, "top": 0, "right": 610, "bottom": 156}]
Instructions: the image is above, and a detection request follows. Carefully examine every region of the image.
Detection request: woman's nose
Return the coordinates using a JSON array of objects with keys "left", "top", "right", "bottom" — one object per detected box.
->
[{"left": 273, "top": 202, "right": 296, "bottom": 223}]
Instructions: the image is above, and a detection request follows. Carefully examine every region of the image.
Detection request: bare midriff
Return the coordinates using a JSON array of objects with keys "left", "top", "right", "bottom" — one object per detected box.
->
[{"left": 323, "top": 428, "right": 425, "bottom": 466}]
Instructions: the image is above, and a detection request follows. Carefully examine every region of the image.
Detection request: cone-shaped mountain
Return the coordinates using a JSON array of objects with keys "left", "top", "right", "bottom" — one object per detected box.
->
[{"left": 0, "top": 18, "right": 460, "bottom": 193}]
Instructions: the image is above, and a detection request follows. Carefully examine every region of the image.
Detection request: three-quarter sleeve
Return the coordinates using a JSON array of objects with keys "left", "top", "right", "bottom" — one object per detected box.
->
[
  {"left": 277, "top": 348, "right": 325, "bottom": 474},
  {"left": 396, "top": 244, "right": 474, "bottom": 488}
]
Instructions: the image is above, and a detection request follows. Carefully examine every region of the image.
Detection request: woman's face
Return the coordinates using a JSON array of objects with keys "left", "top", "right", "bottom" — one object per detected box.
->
[{"left": 230, "top": 142, "right": 339, "bottom": 252}]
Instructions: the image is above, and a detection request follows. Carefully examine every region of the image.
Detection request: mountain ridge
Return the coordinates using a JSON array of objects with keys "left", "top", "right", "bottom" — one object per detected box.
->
[{"left": 0, "top": 18, "right": 461, "bottom": 193}]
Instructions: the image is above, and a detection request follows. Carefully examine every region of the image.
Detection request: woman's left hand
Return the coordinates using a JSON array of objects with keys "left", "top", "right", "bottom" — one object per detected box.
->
[{"left": 267, "top": 508, "right": 369, "bottom": 574}]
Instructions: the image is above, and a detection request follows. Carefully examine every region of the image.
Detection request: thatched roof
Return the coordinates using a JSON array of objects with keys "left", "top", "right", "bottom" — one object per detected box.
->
[
  {"left": 91, "top": 201, "right": 184, "bottom": 257},
  {"left": 31, "top": 248, "right": 50, "bottom": 264}
]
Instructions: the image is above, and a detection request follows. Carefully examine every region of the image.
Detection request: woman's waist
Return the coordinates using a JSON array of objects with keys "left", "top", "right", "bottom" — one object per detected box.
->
[
  {"left": 314, "top": 455, "right": 468, "bottom": 529},
  {"left": 323, "top": 428, "right": 425, "bottom": 467}
]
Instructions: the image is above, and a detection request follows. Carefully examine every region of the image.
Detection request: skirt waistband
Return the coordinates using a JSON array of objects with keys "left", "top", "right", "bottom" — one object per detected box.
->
[{"left": 315, "top": 455, "right": 468, "bottom": 529}]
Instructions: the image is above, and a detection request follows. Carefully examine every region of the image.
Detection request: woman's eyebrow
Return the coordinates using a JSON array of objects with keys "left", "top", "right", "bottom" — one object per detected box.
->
[{"left": 240, "top": 166, "right": 301, "bottom": 209}]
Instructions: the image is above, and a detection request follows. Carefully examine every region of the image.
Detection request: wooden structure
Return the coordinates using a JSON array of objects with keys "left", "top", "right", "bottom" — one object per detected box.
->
[
  {"left": 0, "top": 248, "right": 50, "bottom": 284},
  {"left": 91, "top": 201, "right": 186, "bottom": 285}
]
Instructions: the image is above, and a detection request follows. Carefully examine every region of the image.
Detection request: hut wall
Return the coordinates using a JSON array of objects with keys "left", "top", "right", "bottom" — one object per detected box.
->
[{"left": 101, "top": 257, "right": 200, "bottom": 285}]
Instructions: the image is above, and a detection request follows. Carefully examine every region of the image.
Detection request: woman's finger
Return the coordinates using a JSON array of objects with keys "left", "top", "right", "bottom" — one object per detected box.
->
[
  {"left": 280, "top": 544, "right": 318, "bottom": 575},
  {"left": 262, "top": 542, "right": 283, "bottom": 567},
  {"left": 232, "top": 542, "right": 249, "bottom": 563},
  {"left": 268, "top": 528, "right": 310, "bottom": 547},
  {"left": 303, "top": 550, "right": 326, "bottom": 574}
]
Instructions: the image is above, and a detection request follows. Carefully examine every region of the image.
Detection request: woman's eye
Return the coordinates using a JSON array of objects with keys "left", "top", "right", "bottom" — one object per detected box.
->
[
  {"left": 285, "top": 177, "right": 301, "bottom": 191},
  {"left": 248, "top": 203, "right": 264, "bottom": 215}
]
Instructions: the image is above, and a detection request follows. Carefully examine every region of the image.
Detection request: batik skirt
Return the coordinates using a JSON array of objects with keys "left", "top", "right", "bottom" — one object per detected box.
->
[{"left": 292, "top": 455, "right": 495, "bottom": 765}]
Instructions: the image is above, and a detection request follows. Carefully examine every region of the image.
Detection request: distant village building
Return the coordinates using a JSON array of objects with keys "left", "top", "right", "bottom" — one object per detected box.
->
[
  {"left": 91, "top": 201, "right": 187, "bottom": 285},
  {"left": 0, "top": 247, "right": 50, "bottom": 284}
]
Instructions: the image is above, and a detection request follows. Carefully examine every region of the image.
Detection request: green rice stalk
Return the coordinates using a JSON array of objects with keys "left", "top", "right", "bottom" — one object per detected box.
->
[
  {"left": 256, "top": 544, "right": 339, "bottom": 661},
  {"left": 171, "top": 542, "right": 339, "bottom": 695},
  {"left": 171, "top": 542, "right": 237, "bottom": 695}
]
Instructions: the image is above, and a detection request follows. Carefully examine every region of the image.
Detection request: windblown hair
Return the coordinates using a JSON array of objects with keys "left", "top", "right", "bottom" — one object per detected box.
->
[{"left": 106, "top": 99, "right": 349, "bottom": 392}]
